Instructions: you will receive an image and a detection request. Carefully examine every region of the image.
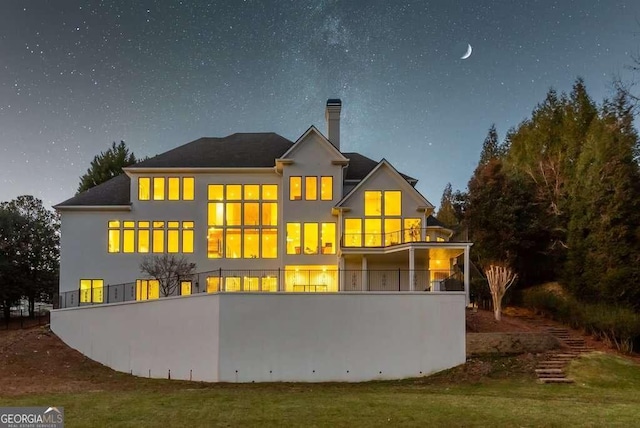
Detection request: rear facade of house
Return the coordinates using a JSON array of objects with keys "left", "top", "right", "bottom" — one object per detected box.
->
[{"left": 55, "top": 99, "right": 471, "bottom": 306}]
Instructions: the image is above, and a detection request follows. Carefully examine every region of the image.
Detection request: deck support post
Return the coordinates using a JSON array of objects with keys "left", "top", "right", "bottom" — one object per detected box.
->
[
  {"left": 409, "top": 247, "right": 415, "bottom": 291},
  {"left": 464, "top": 245, "right": 470, "bottom": 305},
  {"left": 362, "top": 256, "right": 368, "bottom": 291}
]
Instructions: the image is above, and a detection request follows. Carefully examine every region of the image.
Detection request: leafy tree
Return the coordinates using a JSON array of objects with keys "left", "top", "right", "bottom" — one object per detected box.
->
[
  {"left": 1, "top": 196, "right": 59, "bottom": 316},
  {"left": 435, "top": 183, "right": 459, "bottom": 227},
  {"left": 77, "top": 141, "right": 139, "bottom": 193},
  {"left": 139, "top": 255, "right": 196, "bottom": 297},
  {"left": 0, "top": 206, "right": 28, "bottom": 320}
]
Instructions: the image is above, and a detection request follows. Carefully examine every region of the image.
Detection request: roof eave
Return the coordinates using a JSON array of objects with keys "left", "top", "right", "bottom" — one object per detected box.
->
[{"left": 54, "top": 205, "right": 133, "bottom": 212}]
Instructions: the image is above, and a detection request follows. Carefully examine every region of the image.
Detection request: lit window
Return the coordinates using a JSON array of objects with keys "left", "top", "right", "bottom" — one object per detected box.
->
[
  {"left": 364, "top": 219, "right": 382, "bottom": 247},
  {"left": 404, "top": 218, "right": 421, "bottom": 243},
  {"left": 136, "top": 279, "right": 159, "bottom": 300},
  {"left": 138, "top": 221, "right": 150, "bottom": 253},
  {"left": 320, "top": 176, "right": 333, "bottom": 200},
  {"left": 384, "top": 191, "right": 402, "bottom": 216},
  {"left": 167, "top": 221, "right": 179, "bottom": 253},
  {"left": 108, "top": 220, "right": 120, "bottom": 253},
  {"left": 225, "top": 277, "right": 241, "bottom": 292},
  {"left": 206, "top": 276, "right": 220, "bottom": 293},
  {"left": 153, "top": 177, "right": 165, "bottom": 200},
  {"left": 244, "top": 203, "right": 259, "bottom": 226},
  {"left": 262, "top": 202, "right": 277, "bottom": 226},
  {"left": 384, "top": 219, "right": 402, "bottom": 246},
  {"left": 152, "top": 221, "right": 164, "bottom": 253},
  {"left": 262, "top": 229, "right": 277, "bottom": 258},
  {"left": 183, "top": 177, "right": 195, "bottom": 200},
  {"left": 244, "top": 184, "right": 259, "bottom": 200},
  {"left": 181, "top": 281, "right": 192, "bottom": 296},
  {"left": 226, "top": 184, "right": 242, "bottom": 200},
  {"left": 226, "top": 203, "right": 241, "bottom": 226},
  {"left": 244, "top": 277, "right": 259, "bottom": 291},
  {"left": 305, "top": 177, "right": 317, "bottom": 200},
  {"left": 344, "top": 219, "right": 362, "bottom": 247},
  {"left": 182, "top": 221, "right": 194, "bottom": 253},
  {"left": 208, "top": 202, "right": 224, "bottom": 226},
  {"left": 261, "top": 276, "right": 278, "bottom": 292},
  {"left": 208, "top": 184, "right": 224, "bottom": 201},
  {"left": 437, "top": 236, "right": 446, "bottom": 242},
  {"left": 286, "top": 223, "right": 301, "bottom": 254},
  {"left": 304, "top": 223, "right": 318, "bottom": 254},
  {"left": 290, "top": 177, "right": 302, "bottom": 200},
  {"left": 244, "top": 229, "right": 259, "bottom": 258},
  {"left": 139, "top": 178, "right": 151, "bottom": 201},
  {"left": 80, "top": 279, "right": 103, "bottom": 303},
  {"left": 168, "top": 177, "right": 180, "bottom": 201},
  {"left": 364, "top": 191, "right": 382, "bottom": 216},
  {"left": 208, "top": 228, "right": 223, "bottom": 258},
  {"left": 262, "top": 184, "right": 278, "bottom": 200},
  {"left": 226, "top": 229, "right": 241, "bottom": 258},
  {"left": 123, "top": 221, "right": 135, "bottom": 253},
  {"left": 321, "top": 223, "right": 336, "bottom": 254}
]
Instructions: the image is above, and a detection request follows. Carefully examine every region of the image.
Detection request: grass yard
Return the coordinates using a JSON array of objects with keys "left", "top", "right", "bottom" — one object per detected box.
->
[{"left": 2, "top": 353, "right": 639, "bottom": 427}]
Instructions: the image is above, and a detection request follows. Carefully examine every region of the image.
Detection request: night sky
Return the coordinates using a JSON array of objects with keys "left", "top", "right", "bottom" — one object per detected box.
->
[{"left": 1, "top": 0, "right": 639, "bottom": 208}]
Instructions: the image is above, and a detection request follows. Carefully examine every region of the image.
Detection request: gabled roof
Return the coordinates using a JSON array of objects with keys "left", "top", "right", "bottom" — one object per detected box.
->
[
  {"left": 343, "top": 152, "right": 416, "bottom": 182},
  {"left": 335, "top": 159, "right": 433, "bottom": 210},
  {"left": 277, "top": 126, "right": 348, "bottom": 162},
  {"left": 130, "top": 133, "right": 294, "bottom": 169},
  {"left": 426, "top": 215, "right": 448, "bottom": 228},
  {"left": 55, "top": 173, "right": 131, "bottom": 208}
]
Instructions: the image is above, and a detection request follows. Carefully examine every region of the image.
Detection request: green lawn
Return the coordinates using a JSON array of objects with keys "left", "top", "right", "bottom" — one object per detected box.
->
[{"left": 2, "top": 353, "right": 639, "bottom": 427}]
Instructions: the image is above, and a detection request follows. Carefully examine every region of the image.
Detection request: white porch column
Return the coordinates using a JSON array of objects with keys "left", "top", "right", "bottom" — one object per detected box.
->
[
  {"left": 464, "top": 245, "right": 470, "bottom": 305},
  {"left": 362, "top": 256, "right": 368, "bottom": 291},
  {"left": 339, "top": 256, "right": 345, "bottom": 291},
  {"left": 409, "top": 247, "right": 415, "bottom": 291}
]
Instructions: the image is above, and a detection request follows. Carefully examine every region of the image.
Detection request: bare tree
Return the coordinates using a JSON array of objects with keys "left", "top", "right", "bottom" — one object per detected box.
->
[
  {"left": 485, "top": 264, "right": 518, "bottom": 321},
  {"left": 139, "top": 255, "right": 196, "bottom": 297}
]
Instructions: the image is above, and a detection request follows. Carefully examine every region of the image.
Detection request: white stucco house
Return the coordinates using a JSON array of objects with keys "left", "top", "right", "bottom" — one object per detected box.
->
[{"left": 51, "top": 99, "right": 472, "bottom": 383}]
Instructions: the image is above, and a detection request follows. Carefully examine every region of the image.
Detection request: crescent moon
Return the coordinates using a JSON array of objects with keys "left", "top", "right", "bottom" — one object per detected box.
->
[{"left": 461, "top": 44, "right": 473, "bottom": 60}]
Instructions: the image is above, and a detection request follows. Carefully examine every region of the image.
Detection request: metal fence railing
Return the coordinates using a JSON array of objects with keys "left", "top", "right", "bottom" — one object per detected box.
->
[{"left": 58, "top": 268, "right": 465, "bottom": 309}]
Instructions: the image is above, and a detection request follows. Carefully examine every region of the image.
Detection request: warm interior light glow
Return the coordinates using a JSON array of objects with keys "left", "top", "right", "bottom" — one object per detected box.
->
[
  {"left": 152, "top": 222, "right": 164, "bottom": 253},
  {"left": 244, "top": 203, "right": 259, "bottom": 226},
  {"left": 225, "top": 277, "right": 241, "bottom": 292},
  {"left": 290, "top": 177, "right": 302, "bottom": 200},
  {"left": 321, "top": 223, "right": 336, "bottom": 254},
  {"left": 208, "top": 184, "right": 224, "bottom": 201},
  {"left": 344, "top": 218, "right": 362, "bottom": 247},
  {"left": 227, "top": 184, "right": 241, "bottom": 200},
  {"left": 364, "top": 218, "right": 382, "bottom": 247},
  {"left": 262, "top": 229, "right": 277, "bottom": 258},
  {"left": 384, "top": 191, "right": 402, "bottom": 216},
  {"left": 182, "top": 222, "right": 194, "bottom": 253},
  {"left": 183, "top": 177, "right": 195, "bottom": 200},
  {"left": 364, "top": 191, "right": 382, "bottom": 216},
  {"left": 305, "top": 176, "right": 317, "bottom": 200},
  {"left": 168, "top": 177, "right": 180, "bottom": 201},
  {"left": 226, "top": 229, "right": 241, "bottom": 258},
  {"left": 304, "top": 223, "right": 319, "bottom": 254},
  {"left": 153, "top": 177, "right": 165, "bottom": 200},
  {"left": 320, "top": 176, "right": 333, "bottom": 200},
  {"left": 138, "top": 178, "right": 151, "bottom": 201},
  {"left": 207, "top": 227, "right": 223, "bottom": 258},
  {"left": 181, "top": 281, "right": 192, "bottom": 296},
  {"left": 384, "top": 218, "right": 402, "bottom": 246},
  {"left": 286, "top": 223, "right": 301, "bottom": 254},
  {"left": 284, "top": 265, "right": 338, "bottom": 292},
  {"left": 226, "top": 203, "right": 241, "bottom": 226},
  {"left": 80, "top": 279, "right": 103, "bottom": 303},
  {"left": 244, "top": 184, "right": 259, "bottom": 200},
  {"left": 136, "top": 279, "right": 159, "bottom": 300},
  {"left": 108, "top": 221, "right": 120, "bottom": 253},
  {"left": 262, "top": 202, "right": 277, "bottom": 226},
  {"left": 262, "top": 184, "right": 278, "bottom": 200},
  {"left": 206, "top": 276, "right": 220, "bottom": 293},
  {"left": 243, "top": 228, "right": 259, "bottom": 258},
  {"left": 404, "top": 218, "right": 421, "bottom": 242}
]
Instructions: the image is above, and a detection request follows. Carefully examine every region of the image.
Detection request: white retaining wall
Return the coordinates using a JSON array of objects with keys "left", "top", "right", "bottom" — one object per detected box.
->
[{"left": 51, "top": 292, "right": 466, "bottom": 383}]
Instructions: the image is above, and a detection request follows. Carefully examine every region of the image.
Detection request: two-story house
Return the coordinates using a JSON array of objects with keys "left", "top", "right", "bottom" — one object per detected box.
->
[{"left": 55, "top": 99, "right": 471, "bottom": 306}]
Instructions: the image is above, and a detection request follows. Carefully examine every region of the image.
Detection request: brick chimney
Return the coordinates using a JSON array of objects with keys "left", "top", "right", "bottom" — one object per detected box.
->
[{"left": 325, "top": 99, "right": 342, "bottom": 150}]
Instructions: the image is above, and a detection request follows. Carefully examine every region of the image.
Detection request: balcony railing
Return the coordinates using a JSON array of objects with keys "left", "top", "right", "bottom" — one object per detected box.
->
[
  {"left": 341, "top": 228, "right": 460, "bottom": 248},
  {"left": 57, "top": 268, "right": 464, "bottom": 308}
]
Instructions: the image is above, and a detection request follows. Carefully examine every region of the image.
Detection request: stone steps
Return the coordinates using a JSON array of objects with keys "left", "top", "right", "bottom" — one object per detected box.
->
[{"left": 538, "top": 378, "right": 575, "bottom": 384}]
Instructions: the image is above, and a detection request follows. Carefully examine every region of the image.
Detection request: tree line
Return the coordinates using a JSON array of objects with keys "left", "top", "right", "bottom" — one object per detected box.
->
[{"left": 437, "top": 78, "right": 640, "bottom": 311}]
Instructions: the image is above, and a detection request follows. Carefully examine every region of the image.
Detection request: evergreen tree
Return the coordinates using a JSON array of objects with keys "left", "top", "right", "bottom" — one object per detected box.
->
[
  {"left": 77, "top": 141, "right": 139, "bottom": 193},
  {"left": 0, "top": 206, "right": 27, "bottom": 320},
  {"left": 436, "top": 183, "right": 459, "bottom": 227},
  {"left": 478, "top": 124, "right": 500, "bottom": 166}
]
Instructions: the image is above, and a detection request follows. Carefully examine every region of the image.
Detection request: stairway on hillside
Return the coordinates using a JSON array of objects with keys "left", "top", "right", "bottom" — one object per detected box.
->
[{"left": 535, "top": 327, "right": 595, "bottom": 384}]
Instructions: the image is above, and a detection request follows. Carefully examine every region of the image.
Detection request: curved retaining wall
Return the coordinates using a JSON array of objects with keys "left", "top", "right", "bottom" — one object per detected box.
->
[{"left": 51, "top": 292, "right": 466, "bottom": 382}]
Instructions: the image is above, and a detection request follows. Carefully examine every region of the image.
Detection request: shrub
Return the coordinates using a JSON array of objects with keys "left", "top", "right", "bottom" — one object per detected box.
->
[{"left": 523, "top": 285, "right": 640, "bottom": 353}]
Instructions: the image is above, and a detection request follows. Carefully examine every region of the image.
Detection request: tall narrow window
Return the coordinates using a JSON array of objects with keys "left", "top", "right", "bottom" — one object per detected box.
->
[
  {"left": 364, "top": 219, "right": 382, "bottom": 247},
  {"left": 138, "top": 178, "right": 151, "bottom": 201},
  {"left": 321, "top": 223, "right": 336, "bottom": 254},
  {"left": 304, "top": 223, "right": 319, "bottom": 254},
  {"left": 320, "top": 176, "right": 333, "bottom": 200},
  {"left": 208, "top": 202, "right": 224, "bottom": 226},
  {"left": 168, "top": 177, "right": 180, "bottom": 201},
  {"left": 404, "top": 218, "right": 421, "bottom": 243},
  {"left": 262, "top": 229, "right": 277, "bottom": 258},
  {"left": 364, "top": 191, "right": 382, "bottom": 216},
  {"left": 286, "top": 223, "right": 301, "bottom": 254},
  {"left": 344, "top": 219, "right": 362, "bottom": 247},
  {"left": 305, "top": 177, "right": 317, "bottom": 200},
  {"left": 167, "top": 221, "right": 180, "bottom": 253},
  {"left": 290, "top": 177, "right": 302, "bottom": 200},
  {"left": 208, "top": 228, "right": 223, "bottom": 258},
  {"left": 226, "top": 203, "right": 241, "bottom": 226},
  {"left": 226, "top": 229, "right": 241, "bottom": 258},
  {"left": 244, "top": 229, "right": 259, "bottom": 258},
  {"left": 153, "top": 177, "right": 165, "bottom": 200},
  {"left": 384, "top": 219, "right": 402, "bottom": 246},
  {"left": 182, "top": 221, "right": 194, "bottom": 253},
  {"left": 183, "top": 177, "right": 195, "bottom": 200},
  {"left": 108, "top": 221, "right": 120, "bottom": 253},
  {"left": 180, "top": 281, "right": 192, "bottom": 296},
  {"left": 262, "top": 203, "right": 277, "bottom": 226},
  {"left": 384, "top": 191, "right": 402, "bottom": 216},
  {"left": 138, "top": 221, "right": 150, "bottom": 253},
  {"left": 136, "top": 279, "right": 159, "bottom": 300},
  {"left": 244, "top": 202, "right": 259, "bottom": 226},
  {"left": 123, "top": 221, "right": 135, "bottom": 253},
  {"left": 152, "top": 221, "right": 164, "bottom": 253}
]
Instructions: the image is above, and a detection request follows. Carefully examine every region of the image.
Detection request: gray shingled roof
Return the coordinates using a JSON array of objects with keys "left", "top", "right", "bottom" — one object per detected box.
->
[
  {"left": 56, "top": 133, "right": 417, "bottom": 207},
  {"left": 426, "top": 215, "right": 448, "bottom": 228},
  {"left": 132, "top": 133, "right": 294, "bottom": 168},
  {"left": 56, "top": 173, "right": 131, "bottom": 207}
]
